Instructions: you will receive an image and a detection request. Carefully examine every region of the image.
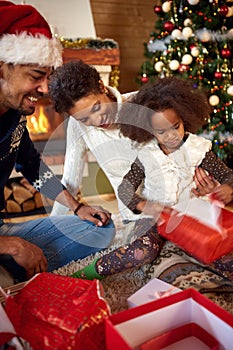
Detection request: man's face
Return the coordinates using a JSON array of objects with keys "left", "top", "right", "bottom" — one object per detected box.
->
[
  {"left": 0, "top": 63, "right": 53, "bottom": 116},
  {"left": 69, "top": 93, "right": 118, "bottom": 128}
]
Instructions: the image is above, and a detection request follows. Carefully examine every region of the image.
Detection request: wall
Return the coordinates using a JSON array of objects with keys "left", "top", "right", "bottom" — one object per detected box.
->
[
  {"left": 90, "top": 0, "right": 159, "bottom": 93},
  {"left": 13, "top": 0, "right": 159, "bottom": 92},
  {"left": 12, "top": 0, "right": 96, "bottom": 37}
]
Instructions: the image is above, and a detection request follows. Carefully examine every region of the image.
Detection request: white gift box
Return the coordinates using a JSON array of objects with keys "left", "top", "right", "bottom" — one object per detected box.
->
[
  {"left": 106, "top": 289, "right": 233, "bottom": 350},
  {"left": 127, "top": 278, "right": 181, "bottom": 308}
]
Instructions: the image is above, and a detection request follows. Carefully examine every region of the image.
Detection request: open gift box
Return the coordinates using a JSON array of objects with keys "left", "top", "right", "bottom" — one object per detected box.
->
[
  {"left": 157, "top": 198, "right": 233, "bottom": 264},
  {"left": 105, "top": 288, "right": 233, "bottom": 350}
]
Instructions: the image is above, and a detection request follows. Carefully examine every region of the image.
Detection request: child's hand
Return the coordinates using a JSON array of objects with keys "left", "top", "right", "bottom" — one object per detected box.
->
[
  {"left": 142, "top": 201, "right": 172, "bottom": 221},
  {"left": 210, "top": 184, "right": 233, "bottom": 205},
  {"left": 192, "top": 167, "right": 219, "bottom": 197}
]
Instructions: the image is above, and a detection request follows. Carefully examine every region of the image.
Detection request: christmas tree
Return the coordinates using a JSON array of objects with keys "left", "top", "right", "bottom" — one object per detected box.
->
[{"left": 137, "top": 0, "right": 233, "bottom": 167}]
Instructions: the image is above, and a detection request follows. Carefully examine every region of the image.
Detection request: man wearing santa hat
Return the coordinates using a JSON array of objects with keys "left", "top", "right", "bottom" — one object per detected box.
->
[{"left": 0, "top": 1, "right": 115, "bottom": 286}]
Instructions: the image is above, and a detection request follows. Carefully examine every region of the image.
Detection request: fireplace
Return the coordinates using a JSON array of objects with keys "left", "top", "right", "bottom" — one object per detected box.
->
[
  {"left": 26, "top": 96, "right": 67, "bottom": 157},
  {"left": 27, "top": 96, "right": 65, "bottom": 142}
]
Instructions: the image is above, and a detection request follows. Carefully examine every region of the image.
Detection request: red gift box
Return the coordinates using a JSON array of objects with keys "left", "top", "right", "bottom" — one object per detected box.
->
[
  {"left": 1, "top": 273, "right": 110, "bottom": 350},
  {"left": 105, "top": 289, "right": 233, "bottom": 350},
  {"left": 158, "top": 206, "right": 233, "bottom": 264}
]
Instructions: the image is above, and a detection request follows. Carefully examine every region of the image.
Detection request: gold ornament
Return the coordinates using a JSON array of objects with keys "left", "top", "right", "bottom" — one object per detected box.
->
[{"left": 109, "top": 66, "right": 120, "bottom": 89}]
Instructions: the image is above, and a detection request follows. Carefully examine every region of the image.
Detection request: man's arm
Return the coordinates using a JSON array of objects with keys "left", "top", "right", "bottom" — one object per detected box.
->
[
  {"left": 55, "top": 189, "right": 111, "bottom": 226},
  {"left": 0, "top": 236, "right": 47, "bottom": 278}
]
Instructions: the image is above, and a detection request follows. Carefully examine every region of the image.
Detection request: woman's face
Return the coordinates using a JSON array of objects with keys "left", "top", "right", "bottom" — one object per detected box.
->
[
  {"left": 151, "top": 108, "right": 185, "bottom": 154},
  {"left": 68, "top": 92, "right": 117, "bottom": 128}
]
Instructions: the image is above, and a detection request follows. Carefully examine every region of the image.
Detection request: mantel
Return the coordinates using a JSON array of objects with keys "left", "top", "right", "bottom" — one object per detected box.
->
[{"left": 62, "top": 48, "right": 120, "bottom": 66}]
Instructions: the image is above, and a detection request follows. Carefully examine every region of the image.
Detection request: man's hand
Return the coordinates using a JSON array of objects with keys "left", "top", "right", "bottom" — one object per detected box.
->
[
  {"left": 1, "top": 236, "right": 48, "bottom": 278},
  {"left": 75, "top": 205, "right": 112, "bottom": 226},
  {"left": 192, "top": 167, "right": 219, "bottom": 197}
]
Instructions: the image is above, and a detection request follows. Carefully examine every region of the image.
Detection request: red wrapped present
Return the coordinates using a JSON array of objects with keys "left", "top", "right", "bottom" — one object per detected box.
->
[
  {"left": 158, "top": 198, "right": 233, "bottom": 264},
  {"left": 1, "top": 273, "right": 110, "bottom": 350}
]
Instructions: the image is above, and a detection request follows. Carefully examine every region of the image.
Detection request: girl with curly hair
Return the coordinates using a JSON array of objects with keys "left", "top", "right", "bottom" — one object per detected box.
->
[{"left": 118, "top": 77, "right": 233, "bottom": 214}]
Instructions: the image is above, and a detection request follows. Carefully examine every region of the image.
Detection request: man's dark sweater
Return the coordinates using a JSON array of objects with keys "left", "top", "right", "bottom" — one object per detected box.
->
[{"left": 0, "top": 109, "right": 64, "bottom": 211}]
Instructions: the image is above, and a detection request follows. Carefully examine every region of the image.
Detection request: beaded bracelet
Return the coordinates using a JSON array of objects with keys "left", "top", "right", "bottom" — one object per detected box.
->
[{"left": 74, "top": 203, "right": 84, "bottom": 216}]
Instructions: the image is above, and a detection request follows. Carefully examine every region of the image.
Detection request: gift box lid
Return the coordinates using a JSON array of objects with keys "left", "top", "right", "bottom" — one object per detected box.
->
[{"left": 127, "top": 278, "right": 181, "bottom": 308}]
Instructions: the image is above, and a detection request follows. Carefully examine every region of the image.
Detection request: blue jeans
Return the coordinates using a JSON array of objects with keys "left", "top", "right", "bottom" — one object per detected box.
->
[{"left": 0, "top": 215, "right": 115, "bottom": 282}]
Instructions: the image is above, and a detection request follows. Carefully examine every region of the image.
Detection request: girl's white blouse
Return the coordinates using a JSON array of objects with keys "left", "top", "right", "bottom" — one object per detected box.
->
[{"left": 137, "top": 133, "right": 212, "bottom": 207}]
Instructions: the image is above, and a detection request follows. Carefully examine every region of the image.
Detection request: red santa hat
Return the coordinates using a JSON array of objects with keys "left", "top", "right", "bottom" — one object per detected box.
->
[{"left": 0, "top": 1, "right": 62, "bottom": 68}]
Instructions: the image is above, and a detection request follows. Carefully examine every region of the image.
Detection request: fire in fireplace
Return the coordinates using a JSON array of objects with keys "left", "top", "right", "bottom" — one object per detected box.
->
[{"left": 26, "top": 96, "right": 65, "bottom": 142}]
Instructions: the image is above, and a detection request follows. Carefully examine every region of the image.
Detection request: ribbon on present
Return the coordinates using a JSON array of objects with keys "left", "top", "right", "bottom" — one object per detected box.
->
[{"left": 1, "top": 273, "right": 110, "bottom": 350}]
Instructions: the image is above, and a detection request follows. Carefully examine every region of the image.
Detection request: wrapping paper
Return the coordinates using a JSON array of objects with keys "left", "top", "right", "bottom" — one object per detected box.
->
[
  {"left": 158, "top": 199, "right": 233, "bottom": 264},
  {"left": 2, "top": 273, "right": 110, "bottom": 350}
]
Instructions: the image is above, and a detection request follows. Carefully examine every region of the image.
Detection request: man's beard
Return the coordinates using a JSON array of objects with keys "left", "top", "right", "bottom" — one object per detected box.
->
[{"left": 18, "top": 106, "right": 35, "bottom": 116}]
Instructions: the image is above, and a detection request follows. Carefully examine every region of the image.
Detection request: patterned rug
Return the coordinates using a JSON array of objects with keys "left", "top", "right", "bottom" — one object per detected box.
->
[{"left": 54, "top": 234, "right": 233, "bottom": 315}]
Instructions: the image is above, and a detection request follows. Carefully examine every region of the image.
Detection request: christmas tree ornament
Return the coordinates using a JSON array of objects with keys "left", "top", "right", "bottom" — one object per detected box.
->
[
  {"left": 226, "top": 6, "right": 233, "bottom": 17},
  {"left": 181, "top": 53, "right": 193, "bottom": 65},
  {"left": 182, "top": 27, "right": 193, "bottom": 39},
  {"left": 154, "top": 5, "right": 162, "bottom": 14},
  {"left": 209, "top": 95, "right": 220, "bottom": 106},
  {"left": 189, "top": 43, "right": 196, "bottom": 50},
  {"left": 228, "top": 28, "right": 233, "bottom": 38},
  {"left": 227, "top": 85, "right": 233, "bottom": 96},
  {"left": 179, "top": 0, "right": 184, "bottom": 13},
  {"left": 169, "top": 59, "right": 180, "bottom": 70},
  {"left": 220, "top": 47, "right": 231, "bottom": 58},
  {"left": 171, "top": 28, "right": 182, "bottom": 39},
  {"left": 191, "top": 47, "right": 200, "bottom": 57},
  {"left": 163, "top": 21, "right": 175, "bottom": 33},
  {"left": 162, "top": 1, "right": 171, "bottom": 13},
  {"left": 199, "top": 28, "right": 211, "bottom": 42},
  {"left": 178, "top": 64, "right": 189, "bottom": 73},
  {"left": 154, "top": 61, "right": 164, "bottom": 72},
  {"left": 187, "top": 0, "right": 200, "bottom": 4},
  {"left": 141, "top": 74, "right": 149, "bottom": 83},
  {"left": 214, "top": 71, "right": 223, "bottom": 79},
  {"left": 184, "top": 18, "right": 193, "bottom": 26},
  {"left": 218, "top": 5, "right": 229, "bottom": 16}
]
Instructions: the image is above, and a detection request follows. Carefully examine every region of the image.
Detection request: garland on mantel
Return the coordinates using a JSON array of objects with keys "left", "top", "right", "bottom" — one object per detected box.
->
[{"left": 60, "top": 37, "right": 119, "bottom": 50}]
